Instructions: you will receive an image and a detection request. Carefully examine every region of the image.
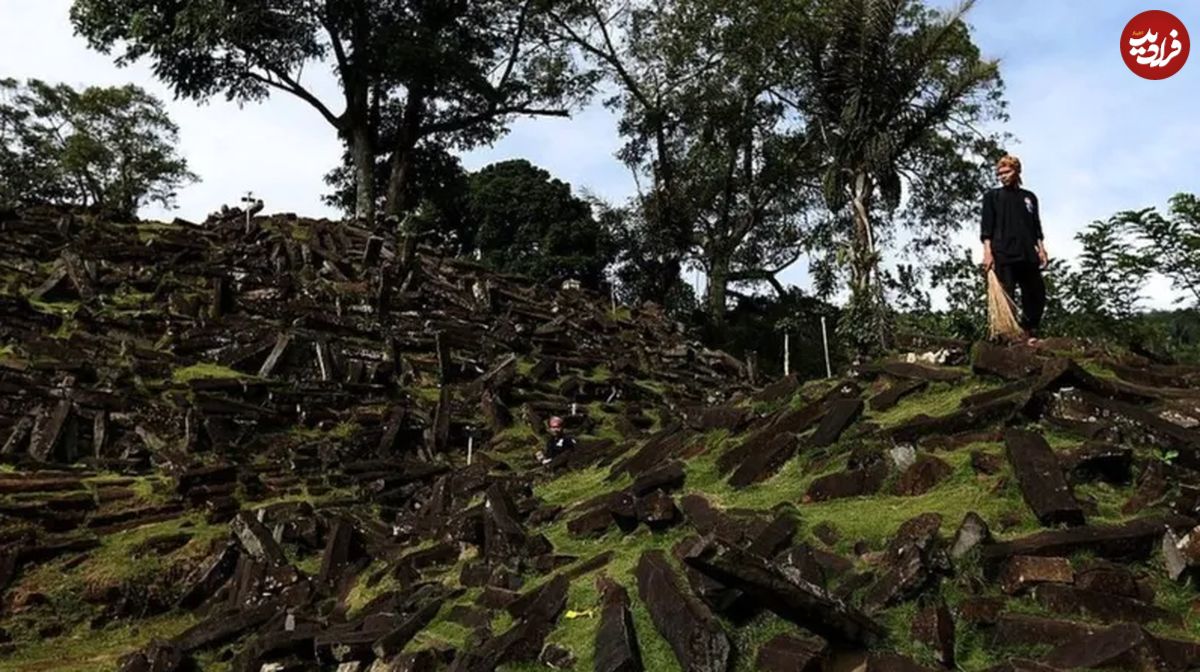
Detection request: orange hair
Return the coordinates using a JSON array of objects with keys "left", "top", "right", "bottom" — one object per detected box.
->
[{"left": 996, "top": 155, "right": 1022, "bottom": 184}]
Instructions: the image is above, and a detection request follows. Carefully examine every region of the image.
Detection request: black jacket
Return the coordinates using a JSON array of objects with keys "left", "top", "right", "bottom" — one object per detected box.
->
[
  {"left": 981, "top": 185, "right": 1043, "bottom": 264},
  {"left": 544, "top": 434, "right": 576, "bottom": 460}
]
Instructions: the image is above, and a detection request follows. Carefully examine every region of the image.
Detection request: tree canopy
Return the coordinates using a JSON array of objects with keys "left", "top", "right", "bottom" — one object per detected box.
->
[
  {"left": 468, "top": 159, "right": 615, "bottom": 289},
  {"left": 71, "top": 0, "right": 595, "bottom": 221},
  {"left": 0, "top": 78, "right": 195, "bottom": 217}
]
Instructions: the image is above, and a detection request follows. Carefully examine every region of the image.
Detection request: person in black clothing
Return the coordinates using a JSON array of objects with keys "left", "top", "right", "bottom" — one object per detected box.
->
[
  {"left": 981, "top": 154, "right": 1049, "bottom": 344},
  {"left": 538, "top": 416, "right": 576, "bottom": 465}
]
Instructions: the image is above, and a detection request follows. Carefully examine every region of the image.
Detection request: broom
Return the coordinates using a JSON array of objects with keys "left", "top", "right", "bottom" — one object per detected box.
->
[{"left": 986, "top": 268, "right": 1023, "bottom": 341}]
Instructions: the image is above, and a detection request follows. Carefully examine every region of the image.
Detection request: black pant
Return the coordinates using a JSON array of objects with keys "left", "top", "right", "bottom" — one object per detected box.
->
[{"left": 995, "top": 260, "right": 1046, "bottom": 334}]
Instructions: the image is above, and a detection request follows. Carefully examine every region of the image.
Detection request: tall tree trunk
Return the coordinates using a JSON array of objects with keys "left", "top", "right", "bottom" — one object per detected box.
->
[
  {"left": 384, "top": 92, "right": 426, "bottom": 218},
  {"left": 850, "top": 172, "right": 876, "bottom": 295},
  {"left": 846, "top": 171, "right": 892, "bottom": 354},
  {"left": 349, "top": 121, "right": 375, "bottom": 223},
  {"left": 384, "top": 143, "right": 415, "bottom": 218},
  {"left": 707, "top": 252, "right": 730, "bottom": 329}
]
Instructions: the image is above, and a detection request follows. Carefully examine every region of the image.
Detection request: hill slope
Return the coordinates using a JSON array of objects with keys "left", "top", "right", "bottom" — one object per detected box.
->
[{"left": 2, "top": 207, "right": 1200, "bottom": 671}]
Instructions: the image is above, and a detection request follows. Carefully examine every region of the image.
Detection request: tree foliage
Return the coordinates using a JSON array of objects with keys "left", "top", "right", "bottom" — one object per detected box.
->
[
  {"left": 1119, "top": 194, "right": 1200, "bottom": 309},
  {"left": 71, "top": 0, "right": 594, "bottom": 220},
  {"left": 793, "top": 0, "right": 1006, "bottom": 357},
  {"left": 468, "top": 159, "right": 615, "bottom": 289},
  {"left": 549, "top": 0, "right": 823, "bottom": 328},
  {"left": 0, "top": 78, "right": 195, "bottom": 217}
]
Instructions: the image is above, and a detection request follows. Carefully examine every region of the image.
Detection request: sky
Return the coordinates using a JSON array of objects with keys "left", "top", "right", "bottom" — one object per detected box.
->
[{"left": 1, "top": 0, "right": 1197, "bottom": 309}]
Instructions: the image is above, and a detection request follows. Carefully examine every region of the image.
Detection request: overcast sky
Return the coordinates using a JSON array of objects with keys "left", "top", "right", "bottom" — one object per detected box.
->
[{"left": 1, "top": 0, "right": 1197, "bottom": 308}]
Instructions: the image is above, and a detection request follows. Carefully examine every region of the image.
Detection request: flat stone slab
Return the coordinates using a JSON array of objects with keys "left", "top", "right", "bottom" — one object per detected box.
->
[
  {"left": 980, "top": 514, "right": 1195, "bottom": 573},
  {"left": 807, "top": 398, "right": 863, "bottom": 448},
  {"left": 999, "top": 555, "right": 1073, "bottom": 595},
  {"left": 595, "top": 575, "right": 643, "bottom": 672},
  {"left": 755, "top": 633, "right": 827, "bottom": 672},
  {"left": 1032, "top": 583, "right": 1179, "bottom": 626},
  {"left": 635, "top": 550, "right": 730, "bottom": 672},
  {"left": 1003, "top": 428, "right": 1085, "bottom": 527},
  {"left": 683, "top": 538, "right": 884, "bottom": 646},
  {"left": 1042, "top": 623, "right": 1169, "bottom": 671},
  {"left": 728, "top": 433, "right": 796, "bottom": 488},
  {"left": 869, "top": 379, "right": 928, "bottom": 412}
]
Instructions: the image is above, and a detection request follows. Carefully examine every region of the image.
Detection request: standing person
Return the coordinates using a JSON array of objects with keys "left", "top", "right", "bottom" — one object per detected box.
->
[
  {"left": 981, "top": 154, "right": 1050, "bottom": 345},
  {"left": 537, "top": 416, "right": 576, "bottom": 465}
]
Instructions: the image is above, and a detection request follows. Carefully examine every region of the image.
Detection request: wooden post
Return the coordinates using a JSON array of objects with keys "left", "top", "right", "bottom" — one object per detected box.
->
[
  {"left": 783, "top": 332, "right": 790, "bottom": 377},
  {"left": 820, "top": 316, "right": 832, "bottom": 378}
]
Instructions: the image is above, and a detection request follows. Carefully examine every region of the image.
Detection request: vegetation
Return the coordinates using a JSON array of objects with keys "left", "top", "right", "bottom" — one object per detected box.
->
[
  {"left": 0, "top": 79, "right": 195, "bottom": 216},
  {"left": 468, "top": 159, "right": 616, "bottom": 290},
  {"left": 71, "top": 0, "right": 594, "bottom": 220}
]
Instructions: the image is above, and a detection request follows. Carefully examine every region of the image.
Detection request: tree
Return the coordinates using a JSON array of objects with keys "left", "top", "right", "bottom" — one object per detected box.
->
[
  {"left": 323, "top": 142, "right": 473, "bottom": 252},
  {"left": 1119, "top": 194, "right": 1200, "bottom": 308},
  {"left": 793, "top": 0, "right": 1006, "bottom": 356},
  {"left": 1058, "top": 215, "right": 1151, "bottom": 339},
  {"left": 468, "top": 159, "right": 615, "bottom": 289},
  {"left": 549, "top": 0, "right": 822, "bottom": 328},
  {"left": 71, "top": 0, "right": 594, "bottom": 221},
  {"left": 0, "top": 78, "right": 195, "bottom": 217}
]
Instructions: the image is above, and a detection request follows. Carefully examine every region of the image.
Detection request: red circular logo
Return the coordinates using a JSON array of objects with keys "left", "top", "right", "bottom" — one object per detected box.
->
[{"left": 1122, "top": 10, "right": 1189, "bottom": 80}]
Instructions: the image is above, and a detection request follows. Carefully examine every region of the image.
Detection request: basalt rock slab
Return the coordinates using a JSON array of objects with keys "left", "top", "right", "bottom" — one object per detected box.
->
[
  {"left": 1063, "top": 442, "right": 1133, "bottom": 485},
  {"left": 595, "top": 575, "right": 643, "bottom": 672},
  {"left": 886, "top": 392, "right": 1027, "bottom": 443},
  {"left": 718, "top": 401, "right": 825, "bottom": 475},
  {"left": 998, "top": 555, "right": 1073, "bottom": 595},
  {"left": 628, "top": 459, "right": 686, "bottom": 496},
  {"left": 972, "top": 342, "right": 1045, "bottom": 380},
  {"left": 862, "top": 513, "right": 947, "bottom": 612},
  {"left": 230, "top": 512, "right": 289, "bottom": 567},
  {"left": 754, "top": 633, "right": 827, "bottom": 672},
  {"left": 891, "top": 454, "right": 953, "bottom": 496},
  {"left": 635, "top": 490, "right": 679, "bottom": 529},
  {"left": 728, "top": 432, "right": 797, "bottom": 488},
  {"left": 1074, "top": 559, "right": 1147, "bottom": 598},
  {"left": 683, "top": 538, "right": 884, "bottom": 646},
  {"left": 1162, "top": 525, "right": 1200, "bottom": 581},
  {"left": 635, "top": 550, "right": 731, "bottom": 672},
  {"left": 869, "top": 379, "right": 928, "bottom": 412},
  {"left": 1003, "top": 428, "right": 1085, "bottom": 527},
  {"left": 980, "top": 514, "right": 1196, "bottom": 574},
  {"left": 178, "top": 542, "right": 240, "bottom": 609},
  {"left": 372, "top": 599, "right": 450, "bottom": 659},
  {"left": 988, "top": 612, "right": 1103, "bottom": 649},
  {"left": 950, "top": 511, "right": 993, "bottom": 559},
  {"left": 806, "top": 398, "right": 863, "bottom": 448},
  {"left": 1033, "top": 583, "right": 1178, "bottom": 626},
  {"left": 911, "top": 600, "right": 955, "bottom": 668},
  {"left": 804, "top": 449, "right": 889, "bottom": 503},
  {"left": 1042, "top": 623, "right": 1169, "bottom": 671},
  {"left": 753, "top": 374, "right": 800, "bottom": 404},
  {"left": 172, "top": 602, "right": 281, "bottom": 653}
]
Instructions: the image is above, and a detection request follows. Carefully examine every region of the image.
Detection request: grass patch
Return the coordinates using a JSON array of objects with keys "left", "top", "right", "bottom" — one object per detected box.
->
[
  {"left": 171, "top": 362, "right": 248, "bottom": 383},
  {"left": 516, "top": 358, "right": 536, "bottom": 377},
  {"left": 865, "top": 379, "right": 999, "bottom": 429},
  {"left": 0, "top": 611, "right": 198, "bottom": 672},
  {"left": 534, "top": 465, "right": 631, "bottom": 509},
  {"left": 583, "top": 365, "right": 613, "bottom": 383}
]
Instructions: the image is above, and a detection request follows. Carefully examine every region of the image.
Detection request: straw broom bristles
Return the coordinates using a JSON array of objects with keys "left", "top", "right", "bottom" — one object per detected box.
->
[{"left": 986, "top": 269, "right": 1023, "bottom": 340}]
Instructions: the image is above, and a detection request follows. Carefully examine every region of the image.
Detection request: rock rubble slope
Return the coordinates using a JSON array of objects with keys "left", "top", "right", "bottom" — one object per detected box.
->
[{"left": 2, "top": 206, "right": 1200, "bottom": 671}]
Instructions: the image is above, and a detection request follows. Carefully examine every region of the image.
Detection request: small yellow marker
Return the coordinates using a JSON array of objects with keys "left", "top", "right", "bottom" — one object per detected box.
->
[{"left": 565, "top": 609, "right": 595, "bottom": 619}]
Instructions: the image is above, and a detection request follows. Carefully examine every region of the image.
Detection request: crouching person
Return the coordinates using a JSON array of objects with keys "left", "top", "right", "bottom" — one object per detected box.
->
[{"left": 537, "top": 416, "right": 576, "bottom": 465}]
